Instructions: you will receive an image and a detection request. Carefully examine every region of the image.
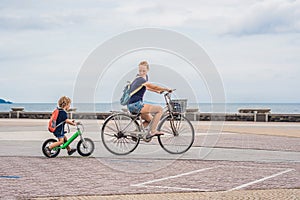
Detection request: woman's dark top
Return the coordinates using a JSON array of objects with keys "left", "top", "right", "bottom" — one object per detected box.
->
[{"left": 128, "top": 75, "right": 148, "bottom": 104}]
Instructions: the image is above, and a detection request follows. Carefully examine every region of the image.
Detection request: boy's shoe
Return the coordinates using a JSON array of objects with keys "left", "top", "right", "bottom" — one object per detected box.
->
[
  {"left": 68, "top": 148, "right": 76, "bottom": 156},
  {"left": 44, "top": 147, "right": 51, "bottom": 157}
]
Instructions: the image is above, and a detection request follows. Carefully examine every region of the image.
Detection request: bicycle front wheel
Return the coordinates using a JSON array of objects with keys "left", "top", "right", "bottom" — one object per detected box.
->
[
  {"left": 77, "top": 138, "right": 94, "bottom": 157},
  {"left": 101, "top": 113, "right": 140, "bottom": 155},
  {"left": 158, "top": 114, "right": 195, "bottom": 154}
]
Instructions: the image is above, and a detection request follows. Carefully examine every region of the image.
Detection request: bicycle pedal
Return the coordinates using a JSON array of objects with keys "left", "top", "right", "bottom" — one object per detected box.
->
[
  {"left": 143, "top": 137, "right": 152, "bottom": 142},
  {"left": 142, "top": 134, "right": 152, "bottom": 142}
]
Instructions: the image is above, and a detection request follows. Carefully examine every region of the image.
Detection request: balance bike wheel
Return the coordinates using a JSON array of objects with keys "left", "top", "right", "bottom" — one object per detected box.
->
[
  {"left": 77, "top": 138, "right": 94, "bottom": 157},
  {"left": 42, "top": 138, "right": 60, "bottom": 158}
]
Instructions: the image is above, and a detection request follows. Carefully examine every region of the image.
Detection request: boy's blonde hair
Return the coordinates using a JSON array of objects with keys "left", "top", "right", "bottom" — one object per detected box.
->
[
  {"left": 139, "top": 61, "right": 149, "bottom": 69},
  {"left": 58, "top": 96, "right": 71, "bottom": 108}
]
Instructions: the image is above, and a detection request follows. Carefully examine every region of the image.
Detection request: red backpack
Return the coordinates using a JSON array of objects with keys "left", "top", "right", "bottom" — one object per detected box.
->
[{"left": 48, "top": 108, "right": 64, "bottom": 133}]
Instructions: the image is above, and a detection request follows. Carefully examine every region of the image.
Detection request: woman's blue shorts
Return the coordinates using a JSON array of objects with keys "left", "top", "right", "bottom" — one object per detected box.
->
[{"left": 127, "top": 101, "right": 144, "bottom": 114}]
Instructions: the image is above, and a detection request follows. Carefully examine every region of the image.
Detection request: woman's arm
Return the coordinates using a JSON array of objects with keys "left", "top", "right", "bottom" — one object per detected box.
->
[{"left": 143, "top": 82, "right": 171, "bottom": 93}]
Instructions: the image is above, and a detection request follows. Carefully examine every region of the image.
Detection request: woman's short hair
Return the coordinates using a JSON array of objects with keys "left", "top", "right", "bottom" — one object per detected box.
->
[
  {"left": 139, "top": 61, "right": 149, "bottom": 69},
  {"left": 58, "top": 96, "right": 71, "bottom": 108}
]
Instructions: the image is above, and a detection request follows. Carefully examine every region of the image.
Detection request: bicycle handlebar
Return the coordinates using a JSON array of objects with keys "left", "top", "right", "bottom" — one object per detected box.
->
[
  {"left": 75, "top": 122, "right": 84, "bottom": 133},
  {"left": 162, "top": 89, "right": 176, "bottom": 96},
  {"left": 76, "top": 121, "right": 82, "bottom": 126}
]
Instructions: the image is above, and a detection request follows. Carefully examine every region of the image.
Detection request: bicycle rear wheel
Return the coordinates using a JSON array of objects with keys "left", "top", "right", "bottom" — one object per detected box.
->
[
  {"left": 42, "top": 138, "right": 60, "bottom": 158},
  {"left": 101, "top": 113, "right": 140, "bottom": 155},
  {"left": 158, "top": 114, "right": 194, "bottom": 154}
]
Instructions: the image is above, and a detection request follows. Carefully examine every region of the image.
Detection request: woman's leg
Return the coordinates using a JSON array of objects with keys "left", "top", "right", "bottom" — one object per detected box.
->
[
  {"left": 140, "top": 104, "right": 163, "bottom": 134},
  {"left": 140, "top": 112, "right": 152, "bottom": 128}
]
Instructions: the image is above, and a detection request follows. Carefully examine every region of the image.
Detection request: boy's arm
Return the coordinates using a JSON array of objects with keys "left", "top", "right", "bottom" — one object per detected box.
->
[{"left": 65, "top": 119, "right": 76, "bottom": 126}]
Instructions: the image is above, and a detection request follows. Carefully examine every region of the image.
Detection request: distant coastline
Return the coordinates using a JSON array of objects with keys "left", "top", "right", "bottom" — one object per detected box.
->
[
  {"left": 0, "top": 102, "right": 299, "bottom": 113},
  {"left": 0, "top": 98, "right": 12, "bottom": 104}
]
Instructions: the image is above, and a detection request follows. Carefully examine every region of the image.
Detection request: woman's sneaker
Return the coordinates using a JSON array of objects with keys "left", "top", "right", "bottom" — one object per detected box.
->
[
  {"left": 68, "top": 148, "right": 76, "bottom": 156},
  {"left": 146, "top": 131, "right": 164, "bottom": 140}
]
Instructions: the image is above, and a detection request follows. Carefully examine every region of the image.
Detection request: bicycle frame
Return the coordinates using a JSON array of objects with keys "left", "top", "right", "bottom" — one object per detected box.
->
[
  {"left": 116, "top": 114, "right": 150, "bottom": 137},
  {"left": 53, "top": 126, "right": 84, "bottom": 150},
  {"left": 120, "top": 91, "right": 179, "bottom": 137},
  {"left": 101, "top": 89, "right": 195, "bottom": 155},
  {"left": 163, "top": 92, "right": 182, "bottom": 135}
]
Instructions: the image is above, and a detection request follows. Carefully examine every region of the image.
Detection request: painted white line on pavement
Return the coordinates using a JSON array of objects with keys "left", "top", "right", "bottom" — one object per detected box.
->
[
  {"left": 137, "top": 185, "right": 203, "bottom": 191},
  {"left": 227, "top": 168, "right": 295, "bottom": 191},
  {"left": 221, "top": 165, "right": 295, "bottom": 171},
  {"left": 131, "top": 166, "right": 218, "bottom": 187},
  {"left": 195, "top": 132, "right": 236, "bottom": 136},
  {"left": 222, "top": 123, "right": 300, "bottom": 127}
]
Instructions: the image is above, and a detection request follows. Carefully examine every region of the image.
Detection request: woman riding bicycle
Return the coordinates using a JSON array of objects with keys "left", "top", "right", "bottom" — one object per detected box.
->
[{"left": 127, "top": 61, "right": 172, "bottom": 139}]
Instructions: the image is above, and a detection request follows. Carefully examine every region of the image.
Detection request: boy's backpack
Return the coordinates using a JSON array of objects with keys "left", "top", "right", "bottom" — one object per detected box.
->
[
  {"left": 120, "top": 76, "right": 144, "bottom": 106},
  {"left": 48, "top": 108, "right": 64, "bottom": 133}
]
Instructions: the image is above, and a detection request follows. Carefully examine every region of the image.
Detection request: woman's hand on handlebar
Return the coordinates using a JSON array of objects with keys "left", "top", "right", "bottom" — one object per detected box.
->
[{"left": 160, "top": 89, "right": 175, "bottom": 94}]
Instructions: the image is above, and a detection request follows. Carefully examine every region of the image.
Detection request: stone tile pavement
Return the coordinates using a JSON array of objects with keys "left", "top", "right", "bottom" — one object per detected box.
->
[
  {"left": 1, "top": 157, "right": 299, "bottom": 199},
  {"left": 0, "top": 119, "right": 299, "bottom": 199},
  {"left": 35, "top": 189, "right": 300, "bottom": 200}
]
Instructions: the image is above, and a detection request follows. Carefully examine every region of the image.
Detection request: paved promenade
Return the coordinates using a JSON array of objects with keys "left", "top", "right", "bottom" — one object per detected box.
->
[{"left": 0, "top": 119, "right": 299, "bottom": 199}]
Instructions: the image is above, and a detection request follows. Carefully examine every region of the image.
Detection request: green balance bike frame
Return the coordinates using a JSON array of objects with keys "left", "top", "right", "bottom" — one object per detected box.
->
[{"left": 42, "top": 123, "right": 94, "bottom": 158}]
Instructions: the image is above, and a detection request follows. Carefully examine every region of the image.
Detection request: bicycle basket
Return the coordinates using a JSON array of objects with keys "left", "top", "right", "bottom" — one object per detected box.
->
[{"left": 171, "top": 99, "right": 187, "bottom": 113}]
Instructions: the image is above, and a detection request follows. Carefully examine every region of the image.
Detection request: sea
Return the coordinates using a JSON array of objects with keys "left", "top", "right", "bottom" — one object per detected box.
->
[{"left": 0, "top": 103, "right": 300, "bottom": 114}]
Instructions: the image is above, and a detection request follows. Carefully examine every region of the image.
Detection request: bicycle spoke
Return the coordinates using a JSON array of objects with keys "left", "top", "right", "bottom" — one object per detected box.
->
[
  {"left": 123, "top": 139, "right": 131, "bottom": 151},
  {"left": 103, "top": 131, "right": 116, "bottom": 137},
  {"left": 160, "top": 124, "right": 173, "bottom": 134},
  {"left": 112, "top": 116, "right": 120, "bottom": 132},
  {"left": 105, "top": 124, "right": 118, "bottom": 133},
  {"left": 120, "top": 121, "right": 135, "bottom": 133}
]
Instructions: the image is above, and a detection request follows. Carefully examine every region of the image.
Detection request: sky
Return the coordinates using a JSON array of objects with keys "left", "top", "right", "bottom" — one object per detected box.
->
[{"left": 0, "top": 0, "right": 299, "bottom": 103}]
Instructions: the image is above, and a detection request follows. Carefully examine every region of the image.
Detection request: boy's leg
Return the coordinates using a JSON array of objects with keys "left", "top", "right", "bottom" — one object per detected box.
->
[
  {"left": 48, "top": 136, "right": 76, "bottom": 155},
  {"left": 49, "top": 137, "right": 64, "bottom": 150},
  {"left": 64, "top": 135, "right": 76, "bottom": 155},
  {"left": 64, "top": 136, "right": 71, "bottom": 151}
]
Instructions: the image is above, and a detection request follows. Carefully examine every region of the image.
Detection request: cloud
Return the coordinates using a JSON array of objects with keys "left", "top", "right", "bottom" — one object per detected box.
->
[
  {"left": 113, "top": 1, "right": 190, "bottom": 27},
  {"left": 2, "top": 0, "right": 298, "bottom": 35},
  {"left": 0, "top": 0, "right": 299, "bottom": 102},
  {"left": 0, "top": 0, "right": 115, "bottom": 31},
  {"left": 110, "top": 0, "right": 300, "bottom": 36},
  {"left": 0, "top": 10, "right": 89, "bottom": 31},
  {"left": 224, "top": 0, "right": 300, "bottom": 35}
]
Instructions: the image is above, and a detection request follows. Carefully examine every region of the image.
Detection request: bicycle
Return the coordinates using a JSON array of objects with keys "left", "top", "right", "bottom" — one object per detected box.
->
[
  {"left": 101, "top": 90, "right": 195, "bottom": 155},
  {"left": 42, "top": 122, "right": 95, "bottom": 158}
]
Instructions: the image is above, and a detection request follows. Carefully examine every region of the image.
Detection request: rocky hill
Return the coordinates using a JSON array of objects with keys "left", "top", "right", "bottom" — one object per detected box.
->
[{"left": 0, "top": 98, "right": 12, "bottom": 104}]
